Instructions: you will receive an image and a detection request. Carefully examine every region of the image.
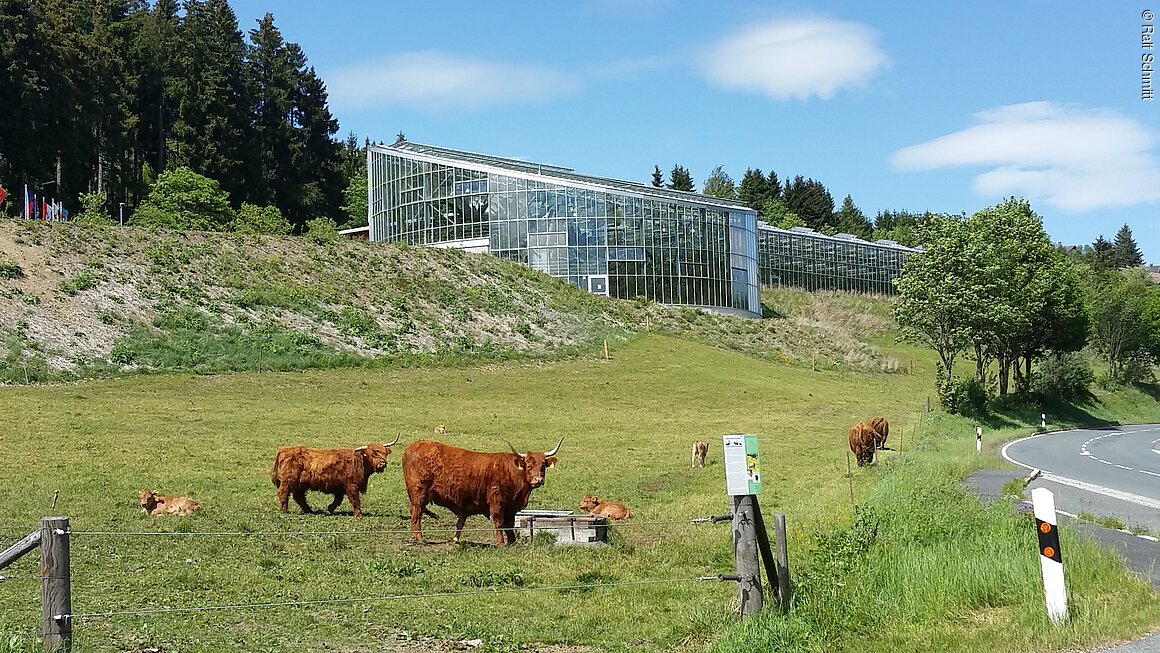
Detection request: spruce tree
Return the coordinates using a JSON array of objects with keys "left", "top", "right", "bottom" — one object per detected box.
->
[
  {"left": 834, "top": 195, "right": 872, "bottom": 239},
  {"left": 1112, "top": 224, "right": 1144, "bottom": 269},
  {"left": 667, "top": 164, "right": 694, "bottom": 192},
  {"left": 782, "top": 175, "right": 835, "bottom": 230},
  {"left": 651, "top": 165, "right": 664, "bottom": 188},
  {"left": 738, "top": 168, "right": 768, "bottom": 210},
  {"left": 1090, "top": 235, "right": 1115, "bottom": 271}
]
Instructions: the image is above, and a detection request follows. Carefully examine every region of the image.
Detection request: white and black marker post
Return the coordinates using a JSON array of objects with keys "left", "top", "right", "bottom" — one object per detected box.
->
[
  {"left": 1031, "top": 487, "right": 1067, "bottom": 624},
  {"left": 1041, "top": 413, "right": 1046, "bottom": 429},
  {"left": 976, "top": 426, "right": 982, "bottom": 452}
]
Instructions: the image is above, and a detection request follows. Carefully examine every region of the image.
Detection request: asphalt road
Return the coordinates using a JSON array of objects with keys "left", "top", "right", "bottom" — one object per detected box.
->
[{"left": 1002, "top": 424, "right": 1160, "bottom": 533}]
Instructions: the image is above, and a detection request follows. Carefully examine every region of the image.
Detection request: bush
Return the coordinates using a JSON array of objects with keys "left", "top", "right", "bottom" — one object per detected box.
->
[
  {"left": 936, "top": 365, "right": 987, "bottom": 415},
  {"left": 132, "top": 167, "right": 234, "bottom": 231},
  {"left": 73, "top": 191, "right": 114, "bottom": 225},
  {"left": 0, "top": 260, "right": 23, "bottom": 279},
  {"left": 304, "top": 217, "right": 339, "bottom": 244},
  {"left": 1031, "top": 351, "right": 1094, "bottom": 400},
  {"left": 232, "top": 203, "right": 292, "bottom": 235}
]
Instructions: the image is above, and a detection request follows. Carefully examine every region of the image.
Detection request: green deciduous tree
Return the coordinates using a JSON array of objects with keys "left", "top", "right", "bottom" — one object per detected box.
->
[
  {"left": 132, "top": 166, "right": 233, "bottom": 231},
  {"left": 701, "top": 165, "right": 736, "bottom": 200},
  {"left": 340, "top": 167, "right": 368, "bottom": 228},
  {"left": 1088, "top": 268, "right": 1156, "bottom": 382}
]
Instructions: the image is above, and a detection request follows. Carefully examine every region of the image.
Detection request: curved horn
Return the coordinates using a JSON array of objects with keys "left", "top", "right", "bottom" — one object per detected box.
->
[
  {"left": 545, "top": 436, "right": 564, "bottom": 457},
  {"left": 354, "top": 446, "right": 367, "bottom": 452},
  {"left": 507, "top": 441, "right": 526, "bottom": 459},
  {"left": 384, "top": 435, "right": 400, "bottom": 447}
]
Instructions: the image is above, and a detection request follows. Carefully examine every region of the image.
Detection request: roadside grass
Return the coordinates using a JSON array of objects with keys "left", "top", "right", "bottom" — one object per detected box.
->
[{"left": 0, "top": 335, "right": 928, "bottom": 653}]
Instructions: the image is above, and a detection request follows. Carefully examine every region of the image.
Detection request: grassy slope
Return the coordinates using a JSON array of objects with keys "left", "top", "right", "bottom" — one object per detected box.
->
[{"left": 0, "top": 237, "right": 1158, "bottom": 651}]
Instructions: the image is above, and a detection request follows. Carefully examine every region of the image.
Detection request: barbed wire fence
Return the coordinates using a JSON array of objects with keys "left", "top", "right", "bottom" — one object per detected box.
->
[{"left": 0, "top": 510, "right": 788, "bottom": 652}]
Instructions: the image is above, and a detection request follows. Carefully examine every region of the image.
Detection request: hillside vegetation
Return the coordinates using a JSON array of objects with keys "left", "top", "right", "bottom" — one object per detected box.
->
[{"left": 0, "top": 219, "right": 901, "bottom": 382}]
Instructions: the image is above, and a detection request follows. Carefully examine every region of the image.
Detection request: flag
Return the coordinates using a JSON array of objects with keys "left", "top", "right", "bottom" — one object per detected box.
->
[
  {"left": 0, "top": 185, "right": 7, "bottom": 206},
  {"left": 25, "top": 186, "right": 31, "bottom": 220}
]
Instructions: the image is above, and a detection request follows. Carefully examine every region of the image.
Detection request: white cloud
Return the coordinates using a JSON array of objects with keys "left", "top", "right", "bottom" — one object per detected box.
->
[
  {"left": 698, "top": 17, "right": 890, "bottom": 101},
  {"left": 326, "top": 50, "right": 576, "bottom": 112},
  {"left": 892, "top": 102, "right": 1160, "bottom": 212}
]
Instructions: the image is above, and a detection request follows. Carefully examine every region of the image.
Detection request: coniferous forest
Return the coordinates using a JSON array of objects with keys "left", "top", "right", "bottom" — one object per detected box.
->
[{"left": 0, "top": 0, "right": 365, "bottom": 231}]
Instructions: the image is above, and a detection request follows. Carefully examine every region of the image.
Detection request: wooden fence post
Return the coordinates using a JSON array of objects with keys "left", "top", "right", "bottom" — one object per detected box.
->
[
  {"left": 751, "top": 506, "right": 781, "bottom": 612},
  {"left": 773, "top": 513, "right": 790, "bottom": 612},
  {"left": 41, "top": 516, "right": 71, "bottom": 653},
  {"left": 731, "top": 495, "right": 764, "bottom": 617}
]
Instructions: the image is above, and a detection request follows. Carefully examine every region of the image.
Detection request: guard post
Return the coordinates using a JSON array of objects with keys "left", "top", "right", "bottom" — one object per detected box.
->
[
  {"left": 1031, "top": 487, "right": 1067, "bottom": 624},
  {"left": 976, "top": 426, "right": 982, "bottom": 452}
]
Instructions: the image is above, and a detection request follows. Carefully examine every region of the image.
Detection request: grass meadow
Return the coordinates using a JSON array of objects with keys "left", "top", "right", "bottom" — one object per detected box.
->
[{"left": 1, "top": 330, "right": 1159, "bottom": 652}]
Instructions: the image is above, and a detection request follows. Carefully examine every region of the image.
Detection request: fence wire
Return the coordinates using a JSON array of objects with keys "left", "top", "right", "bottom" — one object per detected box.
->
[
  {"left": 64, "top": 515, "right": 726, "bottom": 539},
  {"left": 66, "top": 576, "right": 718, "bottom": 620}
]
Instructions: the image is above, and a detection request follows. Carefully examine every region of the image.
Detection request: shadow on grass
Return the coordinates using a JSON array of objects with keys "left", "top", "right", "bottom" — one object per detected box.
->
[{"left": 964, "top": 392, "right": 1123, "bottom": 431}]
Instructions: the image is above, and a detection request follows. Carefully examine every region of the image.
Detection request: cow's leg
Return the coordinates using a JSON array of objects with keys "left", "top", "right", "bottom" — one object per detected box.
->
[
  {"left": 293, "top": 489, "right": 314, "bottom": 514},
  {"left": 346, "top": 486, "right": 363, "bottom": 518},
  {"left": 452, "top": 513, "right": 468, "bottom": 543},
  {"left": 326, "top": 492, "right": 344, "bottom": 514},
  {"left": 502, "top": 511, "right": 517, "bottom": 545},
  {"left": 490, "top": 508, "right": 507, "bottom": 547},
  {"left": 408, "top": 484, "right": 431, "bottom": 543},
  {"left": 277, "top": 484, "right": 291, "bottom": 513}
]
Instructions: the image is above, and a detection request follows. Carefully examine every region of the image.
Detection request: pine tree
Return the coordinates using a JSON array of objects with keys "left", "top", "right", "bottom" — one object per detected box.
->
[
  {"left": 1112, "top": 224, "right": 1144, "bottom": 269},
  {"left": 782, "top": 175, "right": 835, "bottom": 230},
  {"left": 1090, "top": 235, "right": 1115, "bottom": 271},
  {"left": 766, "top": 169, "right": 781, "bottom": 200},
  {"left": 834, "top": 195, "right": 872, "bottom": 239},
  {"left": 650, "top": 165, "right": 664, "bottom": 188},
  {"left": 667, "top": 164, "right": 694, "bottom": 192},
  {"left": 738, "top": 168, "right": 768, "bottom": 210}
]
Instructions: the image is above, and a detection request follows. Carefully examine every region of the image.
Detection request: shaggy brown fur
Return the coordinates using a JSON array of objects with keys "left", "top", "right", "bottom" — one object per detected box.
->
[
  {"left": 579, "top": 494, "right": 632, "bottom": 520},
  {"left": 691, "top": 440, "right": 709, "bottom": 468},
  {"left": 138, "top": 490, "right": 200, "bottom": 516},
  {"left": 867, "top": 416, "right": 890, "bottom": 450},
  {"left": 848, "top": 422, "right": 877, "bottom": 467},
  {"left": 403, "top": 438, "right": 562, "bottom": 547},
  {"left": 270, "top": 438, "right": 398, "bottom": 518}
]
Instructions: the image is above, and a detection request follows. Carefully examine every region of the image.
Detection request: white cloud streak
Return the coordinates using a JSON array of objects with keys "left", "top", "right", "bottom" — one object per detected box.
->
[
  {"left": 892, "top": 102, "right": 1160, "bottom": 212},
  {"left": 697, "top": 17, "right": 890, "bottom": 101},
  {"left": 326, "top": 50, "right": 576, "bottom": 112}
]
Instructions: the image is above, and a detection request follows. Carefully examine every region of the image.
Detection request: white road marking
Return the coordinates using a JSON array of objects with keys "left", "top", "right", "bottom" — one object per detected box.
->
[
  {"left": 1038, "top": 472, "right": 1160, "bottom": 511},
  {"left": 1141, "top": 470, "right": 1160, "bottom": 477},
  {"left": 1114, "top": 464, "right": 1133, "bottom": 470}
]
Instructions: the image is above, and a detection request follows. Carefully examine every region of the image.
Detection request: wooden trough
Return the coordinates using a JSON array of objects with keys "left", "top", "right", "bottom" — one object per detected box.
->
[{"left": 514, "top": 509, "right": 608, "bottom": 545}]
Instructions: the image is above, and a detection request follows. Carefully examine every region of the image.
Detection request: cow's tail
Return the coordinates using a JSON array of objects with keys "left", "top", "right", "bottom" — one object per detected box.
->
[{"left": 270, "top": 457, "right": 281, "bottom": 488}]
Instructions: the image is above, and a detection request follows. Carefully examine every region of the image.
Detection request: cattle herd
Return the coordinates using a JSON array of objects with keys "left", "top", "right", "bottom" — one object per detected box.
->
[
  {"left": 135, "top": 420, "right": 889, "bottom": 543},
  {"left": 848, "top": 416, "right": 890, "bottom": 466}
]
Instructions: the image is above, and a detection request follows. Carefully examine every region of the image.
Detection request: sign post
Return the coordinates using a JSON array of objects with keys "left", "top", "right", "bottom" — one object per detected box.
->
[
  {"left": 1031, "top": 487, "right": 1067, "bottom": 624},
  {"left": 723, "top": 434, "right": 764, "bottom": 617},
  {"left": 976, "top": 426, "right": 982, "bottom": 452}
]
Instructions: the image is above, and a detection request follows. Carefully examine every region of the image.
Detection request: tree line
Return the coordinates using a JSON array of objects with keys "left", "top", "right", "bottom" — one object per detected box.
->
[
  {"left": 893, "top": 197, "right": 1159, "bottom": 413},
  {"left": 651, "top": 162, "right": 938, "bottom": 248},
  {"left": 0, "top": 0, "right": 366, "bottom": 232}
]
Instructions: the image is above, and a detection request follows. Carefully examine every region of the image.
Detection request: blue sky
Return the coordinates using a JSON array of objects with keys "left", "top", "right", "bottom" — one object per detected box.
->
[{"left": 232, "top": 0, "right": 1159, "bottom": 262}]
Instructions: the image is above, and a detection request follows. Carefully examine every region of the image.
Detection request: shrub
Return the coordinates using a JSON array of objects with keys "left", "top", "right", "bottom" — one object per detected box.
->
[
  {"left": 304, "top": 217, "right": 339, "bottom": 244},
  {"left": 936, "top": 365, "right": 987, "bottom": 415},
  {"left": 73, "top": 191, "right": 114, "bottom": 225},
  {"left": 232, "top": 203, "right": 292, "bottom": 236},
  {"left": 132, "top": 167, "right": 234, "bottom": 231},
  {"left": 1030, "top": 351, "right": 1094, "bottom": 400},
  {"left": 0, "top": 260, "right": 23, "bottom": 279}
]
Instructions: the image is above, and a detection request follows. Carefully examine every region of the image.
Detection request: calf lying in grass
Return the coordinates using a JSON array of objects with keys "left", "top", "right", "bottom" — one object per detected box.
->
[
  {"left": 579, "top": 494, "right": 631, "bottom": 520},
  {"left": 138, "top": 489, "right": 200, "bottom": 516}
]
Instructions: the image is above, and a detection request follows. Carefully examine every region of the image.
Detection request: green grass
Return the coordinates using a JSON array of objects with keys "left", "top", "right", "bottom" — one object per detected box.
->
[{"left": 1, "top": 332, "right": 1158, "bottom": 652}]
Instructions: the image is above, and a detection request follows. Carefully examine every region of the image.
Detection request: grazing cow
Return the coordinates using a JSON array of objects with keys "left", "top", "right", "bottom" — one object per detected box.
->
[
  {"left": 868, "top": 416, "right": 890, "bottom": 450},
  {"left": 403, "top": 437, "right": 563, "bottom": 547},
  {"left": 138, "top": 490, "right": 200, "bottom": 516},
  {"left": 434, "top": 424, "right": 447, "bottom": 434},
  {"left": 848, "top": 422, "right": 877, "bottom": 467},
  {"left": 270, "top": 437, "right": 399, "bottom": 518},
  {"left": 579, "top": 494, "right": 631, "bottom": 520},
  {"left": 691, "top": 440, "right": 709, "bottom": 469}
]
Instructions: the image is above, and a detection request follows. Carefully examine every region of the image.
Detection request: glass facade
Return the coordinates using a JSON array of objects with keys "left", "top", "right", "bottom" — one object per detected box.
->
[
  {"left": 757, "top": 225, "right": 916, "bottom": 295},
  {"left": 369, "top": 143, "right": 762, "bottom": 316}
]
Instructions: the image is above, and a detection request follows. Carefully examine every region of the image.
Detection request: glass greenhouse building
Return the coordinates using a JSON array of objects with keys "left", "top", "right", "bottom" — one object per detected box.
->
[{"left": 367, "top": 142, "right": 918, "bottom": 317}]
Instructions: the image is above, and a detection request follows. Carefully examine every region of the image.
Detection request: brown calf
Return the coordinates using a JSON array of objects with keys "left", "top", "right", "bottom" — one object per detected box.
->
[
  {"left": 270, "top": 437, "right": 399, "bottom": 518},
  {"left": 691, "top": 440, "right": 709, "bottom": 468},
  {"left": 403, "top": 437, "right": 562, "bottom": 546},
  {"left": 579, "top": 494, "right": 632, "bottom": 520},
  {"left": 139, "top": 490, "right": 200, "bottom": 516}
]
